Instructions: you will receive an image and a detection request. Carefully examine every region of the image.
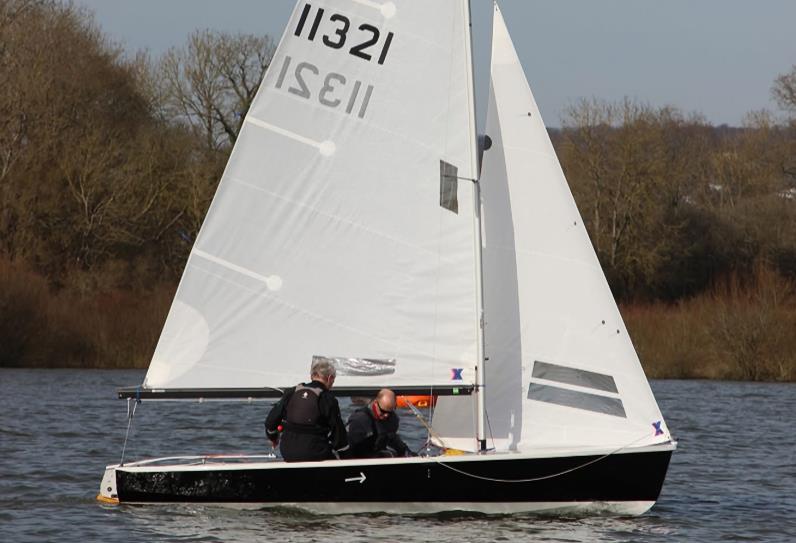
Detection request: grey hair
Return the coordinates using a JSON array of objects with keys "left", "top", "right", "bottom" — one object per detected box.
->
[{"left": 311, "top": 357, "right": 337, "bottom": 379}]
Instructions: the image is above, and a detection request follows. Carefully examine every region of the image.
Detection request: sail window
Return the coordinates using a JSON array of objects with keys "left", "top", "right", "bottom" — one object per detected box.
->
[
  {"left": 439, "top": 160, "right": 459, "bottom": 214},
  {"left": 313, "top": 356, "right": 396, "bottom": 376},
  {"left": 532, "top": 361, "right": 618, "bottom": 393},
  {"left": 527, "top": 383, "right": 626, "bottom": 418}
]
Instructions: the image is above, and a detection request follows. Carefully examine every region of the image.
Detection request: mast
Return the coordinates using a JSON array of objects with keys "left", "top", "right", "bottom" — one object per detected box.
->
[{"left": 464, "top": 0, "right": 488, "bottom": 452}]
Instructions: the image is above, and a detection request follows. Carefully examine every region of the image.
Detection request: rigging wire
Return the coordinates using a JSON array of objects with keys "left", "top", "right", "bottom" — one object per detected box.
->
[
  {"left": 119, "top": 396, "right": 140, "bottom": 466},
  {"left": 432, "top": 434, "right": 655, "bottom": 484}
]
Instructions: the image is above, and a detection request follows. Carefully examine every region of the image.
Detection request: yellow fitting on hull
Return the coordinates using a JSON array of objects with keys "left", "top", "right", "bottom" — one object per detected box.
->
[{"left": 96, "top": 493, "right": 120, "bottom": 505}]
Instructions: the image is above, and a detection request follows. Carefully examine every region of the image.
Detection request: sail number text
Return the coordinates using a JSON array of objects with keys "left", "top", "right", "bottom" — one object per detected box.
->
[
  {"left": 274, "top": 55, "right": 375, "bottom": 119},
  {"left": 294, "top": 3, "right": 395, "bottom": 65}
]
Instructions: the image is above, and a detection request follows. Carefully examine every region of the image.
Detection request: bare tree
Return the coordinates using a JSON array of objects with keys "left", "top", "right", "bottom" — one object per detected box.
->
[
  {"left": 773, "top": 65, "right": 796, "bottom": 114},
  {"left": 771, "top": 66, "right": 796, "bottom": 183},
  {"left": 706, "top": 113, "right": 780, "bottom": 211},
  {"left": 0, "top": 0, "right": 202, "bottom": 282},
  {"left": 0, "top": 0, "right": 57, "bottom": 254},
  {"left": 562, "top": 100, "right": 681, "bottom": 277},
  {"left": 558, "top": 99, "right": 730, "bottom": 298},
  {"left": 158, "top": 30, "right": 275, "bottom": 151}
]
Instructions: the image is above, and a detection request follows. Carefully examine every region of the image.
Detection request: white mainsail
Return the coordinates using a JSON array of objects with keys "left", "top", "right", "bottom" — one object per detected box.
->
[
  {"left": 145, "top": 0, "right": 481, "bottom": 392},
  {"left": 434, "top": 4, "right": 671, "bottom": 452}
]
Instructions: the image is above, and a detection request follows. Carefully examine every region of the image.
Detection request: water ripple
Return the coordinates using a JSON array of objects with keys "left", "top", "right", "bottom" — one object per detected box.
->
[{"left": 1, "top": 370, "right": 795, "bottom": 542}]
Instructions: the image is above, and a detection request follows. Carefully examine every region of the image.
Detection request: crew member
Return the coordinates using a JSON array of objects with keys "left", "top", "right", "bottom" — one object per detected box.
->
[
  {"left": 345, "top": 388, "right": 414, "bottom": 458},
  {"left": 265, "top": 359, "right": 348, "bottom": 462}
]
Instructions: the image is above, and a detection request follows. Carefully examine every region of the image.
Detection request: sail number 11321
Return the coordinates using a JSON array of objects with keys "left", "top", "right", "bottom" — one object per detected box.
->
[
  {"left": 274, "top": 56, "right": 375, "bottom": 119},
  {"left": 295, "top": 3, "right": 395, "bottom": 65}
]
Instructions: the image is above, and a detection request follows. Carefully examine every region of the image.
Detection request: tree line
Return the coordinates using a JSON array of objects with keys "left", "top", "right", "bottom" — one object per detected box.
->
[
  {"left": 555, "top": 96, "right": 795, "bottom": 382},
  {"left": 557, "top": 99, "right": 795, "bottom": 302},
  {"left": 1, "top": 0, "right": 794, "bottom": 378},
  {"left": 1, "top": 0, "right": 274, "bottom": 286}
]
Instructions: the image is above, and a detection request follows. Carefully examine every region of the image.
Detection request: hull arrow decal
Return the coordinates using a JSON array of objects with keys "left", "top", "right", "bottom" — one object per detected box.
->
[{"left": 344, "top": 472, "right": 367, "bottom": 484}]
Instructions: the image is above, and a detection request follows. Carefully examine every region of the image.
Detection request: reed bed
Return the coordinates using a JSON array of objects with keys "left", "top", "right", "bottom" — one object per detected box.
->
[
  {"left": 624, "top": 266, "right": 796, "bottom": 381},
  {"left": 2, "top": 257, "right": 794, "bottom": 381},
  {"left": 0, "top": 258, "right": 170, "bottom": 369}
]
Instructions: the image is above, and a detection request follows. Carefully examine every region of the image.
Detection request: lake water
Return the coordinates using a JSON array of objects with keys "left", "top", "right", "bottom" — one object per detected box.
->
[{"left": 0, "top": 369, "right": 794, "bottom": 542}]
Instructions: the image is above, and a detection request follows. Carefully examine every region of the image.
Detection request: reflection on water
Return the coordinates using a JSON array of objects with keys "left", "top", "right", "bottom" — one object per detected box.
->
[
  {"left": 1, "top": 370, "right": 794, "bottom": 542},
  {"left": 119, "top": 505, "right": 683, "bottom": 543}
]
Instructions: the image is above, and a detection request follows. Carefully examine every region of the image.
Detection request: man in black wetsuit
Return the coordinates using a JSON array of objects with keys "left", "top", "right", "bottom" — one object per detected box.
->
[
  {"left": 345, "top": 389, "right": 414, "bottom": 459},
  {"left": 265, "top": 359, "right": 348, "bottom": 462}
]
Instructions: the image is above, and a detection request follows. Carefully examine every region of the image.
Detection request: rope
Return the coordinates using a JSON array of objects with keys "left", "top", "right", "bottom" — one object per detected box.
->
[
  {"left": 432, "top": 434, "right": 652, "bottom": 484},
  {"left": 406, "top": 401, "right": 448, "bottom": 451},
  {"left": 426, "top": 384, "right": 434, "bottom": 451}
]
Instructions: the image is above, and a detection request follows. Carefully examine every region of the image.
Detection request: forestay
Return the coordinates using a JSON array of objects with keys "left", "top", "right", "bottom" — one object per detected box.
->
[
  {"left": 144, "top": 0, "right": 481, "bottom": 394},
  {"left": 433, "top": 5, "right": 671, "bottom": 452}
]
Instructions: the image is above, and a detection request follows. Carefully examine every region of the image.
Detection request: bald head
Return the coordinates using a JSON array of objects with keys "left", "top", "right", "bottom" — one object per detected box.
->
[{"left": 375, "top": 389, "right": 396, "bottom": 412}]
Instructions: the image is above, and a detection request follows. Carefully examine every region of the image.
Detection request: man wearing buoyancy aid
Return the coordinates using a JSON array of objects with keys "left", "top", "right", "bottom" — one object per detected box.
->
[
  {"left": 345, "top": 389, "right": 415, "bottom": 458},
  {"left": 265, "top": 359, "right": 348, "bottom": 462}
]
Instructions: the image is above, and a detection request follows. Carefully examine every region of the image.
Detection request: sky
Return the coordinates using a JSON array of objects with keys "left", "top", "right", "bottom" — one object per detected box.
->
[{"left": 76, "top": 0, "right": 796, "bottom": 127}]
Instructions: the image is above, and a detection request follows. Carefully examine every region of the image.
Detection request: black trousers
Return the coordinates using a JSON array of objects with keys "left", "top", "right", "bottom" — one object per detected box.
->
[{"left": 279, "top": 431, "right": 334, "bottom": 462}]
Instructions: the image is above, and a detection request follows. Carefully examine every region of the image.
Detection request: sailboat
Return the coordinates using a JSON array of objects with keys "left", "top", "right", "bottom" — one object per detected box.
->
[{"left": 98, "top": 0, "right": 675, "bottom": 514}]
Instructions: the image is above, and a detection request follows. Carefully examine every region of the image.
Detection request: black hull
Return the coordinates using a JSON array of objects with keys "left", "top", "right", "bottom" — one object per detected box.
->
[{"left": 114, "top": 447, "right": 672, "bottom": 513}]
